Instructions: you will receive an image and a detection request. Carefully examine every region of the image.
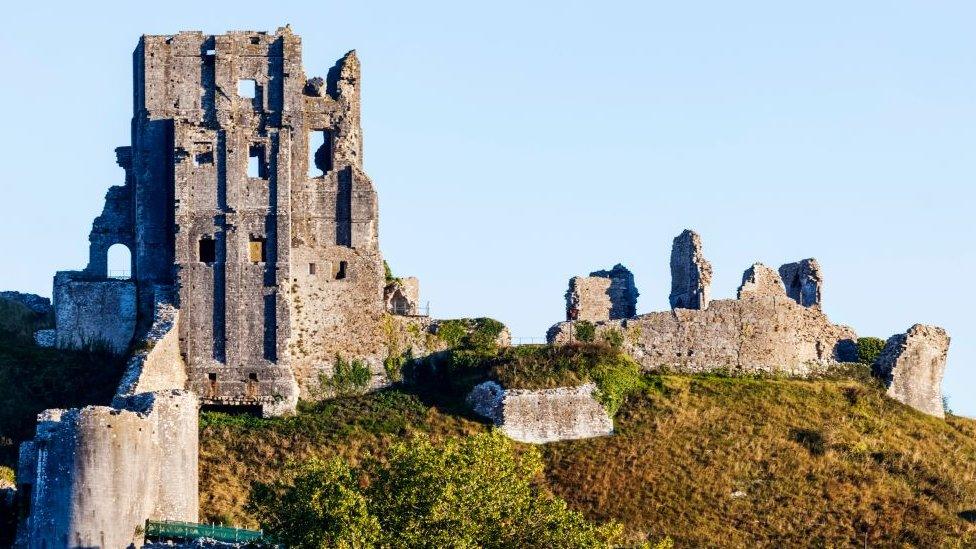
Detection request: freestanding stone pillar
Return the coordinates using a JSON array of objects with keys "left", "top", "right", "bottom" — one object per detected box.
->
[{"left": 669, "top": 229, "right": 712, "bottom": 310}]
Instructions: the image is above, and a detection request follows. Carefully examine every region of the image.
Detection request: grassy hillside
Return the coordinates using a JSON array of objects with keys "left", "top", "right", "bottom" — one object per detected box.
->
[{"left": 200, "top": 372, "right": 976, "bottom": 546}]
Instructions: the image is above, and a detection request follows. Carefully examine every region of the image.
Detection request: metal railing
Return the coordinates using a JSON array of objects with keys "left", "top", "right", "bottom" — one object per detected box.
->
[
  {"left": 389, "top": 301, "right": 430, "bottom": 317},
  {"left": 144, "top": 519, "right": 265, "bottom": 544},
  {"left": 512, "top": 336, "right": 547, "bottom": 346}
]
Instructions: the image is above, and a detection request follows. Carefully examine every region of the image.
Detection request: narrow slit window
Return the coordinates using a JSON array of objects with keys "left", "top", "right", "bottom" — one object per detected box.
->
[
  {"left": 248, "top": 144, "right": 265, "bottom": 178},
  {"left": 198, "top": 236, "right": 216, "bottom": 263},
  {"left": 308, "top": 263, "right": 316, "bottom": 275},
  {"left": 248, "top": 236, "right": 267, "bottom": 263},
  {"left": 238, "top": 79, "right": 256, "bottom": 99},
  {"left": 334, "top": 260, "right": 347, "bottom": 280},
  {"left": 308, "top": 129, "right": 333, "bottom": 177}
]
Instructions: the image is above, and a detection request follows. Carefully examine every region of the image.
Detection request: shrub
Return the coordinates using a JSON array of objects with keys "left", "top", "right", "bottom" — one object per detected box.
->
[
  {"left": 491, "top": 343, "right": 643, "bottom": 415},
  {"left": 857, "top": 337, "right": 887, "bottom": 365},
  {"left": 575, "top": 320, "right": 596, "bottom": 343},
  {"left": 250, "top": 457, "right": 381, "bottom": 548},
  {"left": 383, "top": 350, "right": 412, "bottom": 383},
  {"left": 323, "top": 356, "right": 371, "bottom": 397},
  {"left": 250, "top": 432, "right": 621, "bottom": 548},
  {"left": 602, "top": 327, "right": 624, "bottom": 349}
]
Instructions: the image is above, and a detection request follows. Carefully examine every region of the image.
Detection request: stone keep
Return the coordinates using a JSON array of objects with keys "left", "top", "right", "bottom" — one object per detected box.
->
[
  {"left": 50, "top": 28, "right": 415, "bottom": 416},
  {"left": 565, "top": 264, "right": 638, "bottom": 322},
  {"left": 670, "top": 229, "right": 712, "bottom": 310}
]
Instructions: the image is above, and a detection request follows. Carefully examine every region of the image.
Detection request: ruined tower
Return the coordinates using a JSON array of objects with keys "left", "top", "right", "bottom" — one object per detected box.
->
[{"left": 53, "top": 28, "right": 389, "bottom": 416}]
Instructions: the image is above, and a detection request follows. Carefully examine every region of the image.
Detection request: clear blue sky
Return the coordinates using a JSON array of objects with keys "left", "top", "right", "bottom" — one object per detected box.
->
[{"left": 2, "top": 1, "right": 973, "bottom": 415}]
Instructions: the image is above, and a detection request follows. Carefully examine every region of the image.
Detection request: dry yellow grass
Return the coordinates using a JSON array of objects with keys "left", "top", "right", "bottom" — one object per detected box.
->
[{"left": 199, "top": 375, "right": 976, "bottom": 546}]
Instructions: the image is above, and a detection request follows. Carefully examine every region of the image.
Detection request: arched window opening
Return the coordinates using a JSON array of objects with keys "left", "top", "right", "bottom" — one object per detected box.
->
[{"left": 107, "top": 243, "right": 132, "bottom": 279}]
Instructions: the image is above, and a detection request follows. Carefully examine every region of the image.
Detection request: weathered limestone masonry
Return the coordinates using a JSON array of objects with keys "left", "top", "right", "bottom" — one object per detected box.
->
[
  {"left": 49, "top": 27, "right": 431, "bottom": 414},
  {"left": 669, "top": 229, "right": 712, "bottom": 310},
  {"left": 53, "top": 271, "right": 137, "bottom": 354},
  {"left": 384, "top": 277, "right": 421, "bottom": 315},
  {"left": 18, "top": 28, "right": 451, "bottom": 546},
  {"left": 875, "top": 324, "right": 951, "bottom": 418},
  {"left": 779, "top": 258, "right": 823, "bottom": 308},
  {"left": 467, "top": 381, "right": 613, "bottom": 443},
  {"left": 565, "top": 264, "right": 638, "bottom": 322},
  {"left": 17, "top": 290, "right": 198, "bottom": 548},
  {"left": 549, "top": 229, "right": 951, "bottom": 417}
]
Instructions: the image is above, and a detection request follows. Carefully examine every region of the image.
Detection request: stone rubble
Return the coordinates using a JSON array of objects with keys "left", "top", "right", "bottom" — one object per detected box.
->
[{"left": 467, "top": 381, "right": 613, "bottom": 444}]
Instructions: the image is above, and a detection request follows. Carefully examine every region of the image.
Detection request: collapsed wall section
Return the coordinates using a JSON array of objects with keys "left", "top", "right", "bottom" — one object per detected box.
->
[
  {"left": 17, "top": 290, "right": 198, "bottom": 548},
  {"left": 565, "top": 264, "right": 638, "bottom": 322},
  {"left": 467, "top": 381, "right": 613, "bottom": 443},
  {"left": 875, "top": 324, "right": 951, "bottom": 418},
  {"left": 16, "top": 391, "right": 198, "bottom": 548},
  {"left": 779, "top": 259, "right": 823, "bottom": 308}
]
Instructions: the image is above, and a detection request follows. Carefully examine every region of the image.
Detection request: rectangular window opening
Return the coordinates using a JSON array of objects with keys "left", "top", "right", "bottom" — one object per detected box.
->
[
  {"left": 248, "top": 144, "right": 265, "bottom": 178},
  {"left": 307, "top": 129, "right": 333, "bottom": 177},
  {"left": 334, "top": 260, "right": 347, "bottom": 280},
  {"left": 248, "top": 236, "right": 267, "bottom": 263},
  {"left": 308, "top": 263, "right": 316, "bottom": 275},
  {"left": 194, "top": 150, "right": 213, "bottom": 166},
  {"left": 208, "top": 372, "right": 217, "bottom": 382},
  {"left": 237, "top": 79, "right": 256, "bottom": 99},
  {"left": 248, "top": 373, "right": 258, "bottom": 381},
  {"left": 198, "top": 236, "right": 216, "bottom": 263}
]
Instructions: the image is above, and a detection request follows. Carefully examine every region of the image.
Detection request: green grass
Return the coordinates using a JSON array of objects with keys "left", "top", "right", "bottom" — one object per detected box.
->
[{"left": 200, "top": 375, "right": 976, "bottom": 546}]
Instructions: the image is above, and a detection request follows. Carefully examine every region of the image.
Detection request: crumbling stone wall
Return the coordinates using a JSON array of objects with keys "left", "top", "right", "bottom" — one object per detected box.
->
[
  {"left": 385, "top": 277, "right": 420, "bottom": 315},
  {"left": 738, "top": 262, "right": 787, "bottom": 299},
  {"left": 550, "top": 294, "right": 857, "bottom": 376},
  {"left": 875, "top": 324, "right": 951, "bottom": 418},
  {"left": 53, "top": 271, "right": 136, "bottom": 353},
  {"left": 670, "top": 229, "right": 712, "bottom": 310},
  {"left": 551, "top": 258, "right": 858, "bottom": 376},
  {"left": 16, "top": 391, "right": 198, "bottom": 548},
  {"left": 779, "top": 259, "right": 823, "bottom": 308},
  {"left": 18, "top": 288, "right": 199, "bottom": 548},
  {"left": 114, "top": 287, "right": 186, "bottom": 401},
  {"left": 467, "top": 381, "right": 613, "bottom": 443},
  {"left": 565, "top": 264, "right": 638, "bottom": 322}
]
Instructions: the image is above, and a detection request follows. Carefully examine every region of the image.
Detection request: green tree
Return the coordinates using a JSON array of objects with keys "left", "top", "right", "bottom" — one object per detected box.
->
[
  {"left": 251, "top": 431, "right": 621, "bottom": 548},
  {"left": 250, "top": 458, "right": 381, "bottom": 548},
  {"left": 857, "top": 337, "right": 887, "bottom": 365}
]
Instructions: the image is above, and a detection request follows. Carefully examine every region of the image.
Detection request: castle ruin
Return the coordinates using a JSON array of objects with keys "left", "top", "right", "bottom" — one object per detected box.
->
[
  {"left": 548, "top": 229, "right": 951, "bottom": 417},
  {"left": 50, "top": 27, "right": 419, "bottom": 417},
  {"left": 11, "top": 29, "right": 956, "bottom": 547},
  {"left": 19, "top": 28, "right": 434, "bottom": 547}
]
